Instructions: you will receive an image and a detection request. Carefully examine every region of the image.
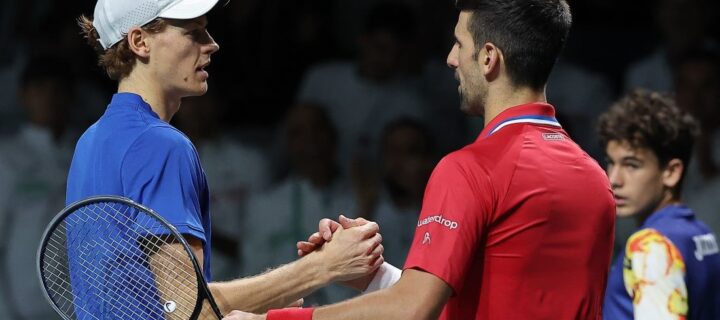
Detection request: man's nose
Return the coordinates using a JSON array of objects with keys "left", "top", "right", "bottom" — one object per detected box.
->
[
  {"left": 608, "top": 167, "right": 623, "bottom": 188},
  {"left": 447, "top": 44, "right": 459, "bottom": 69}
]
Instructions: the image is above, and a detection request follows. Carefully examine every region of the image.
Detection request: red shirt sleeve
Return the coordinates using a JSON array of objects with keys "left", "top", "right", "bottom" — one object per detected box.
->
[{"left": 403, "top": 153, "right": 490, "bottom": 294}]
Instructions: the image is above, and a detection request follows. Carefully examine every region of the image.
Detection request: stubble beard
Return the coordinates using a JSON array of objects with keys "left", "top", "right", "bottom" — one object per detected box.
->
[{"left": 459, "top": 83, "right": 486, "bottom": 117}]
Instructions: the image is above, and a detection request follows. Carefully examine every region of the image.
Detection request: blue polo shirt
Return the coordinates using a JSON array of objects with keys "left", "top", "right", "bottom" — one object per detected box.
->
[
  {"left": 604, "top": 204, "right": 720, "bottom": 320},
  {"left": 65, "top": 93, "right": 211, "bottom": 318}
]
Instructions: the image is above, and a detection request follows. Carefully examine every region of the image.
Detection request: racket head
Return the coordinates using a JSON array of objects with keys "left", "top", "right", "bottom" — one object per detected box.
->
[{"left": 37, "top": 195, "right": 222, "bottom": 320}]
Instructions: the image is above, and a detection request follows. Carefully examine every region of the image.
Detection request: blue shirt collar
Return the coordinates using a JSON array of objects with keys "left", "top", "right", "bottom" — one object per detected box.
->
[
  {"left": 109, "top": 92, "right": 160, "bottom": 120},
  {"left": 642, "top": 204, "right": 694, "bottom": 227}
]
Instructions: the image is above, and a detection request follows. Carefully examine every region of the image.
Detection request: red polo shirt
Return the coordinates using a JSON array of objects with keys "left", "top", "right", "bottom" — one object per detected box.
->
[{"left": 404, "top": 102, "right": 615, "bottom": 319}]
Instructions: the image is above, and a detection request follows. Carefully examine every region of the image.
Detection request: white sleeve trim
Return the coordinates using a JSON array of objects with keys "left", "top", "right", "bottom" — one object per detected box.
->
[{"left": 362, "top": 262, "right": 402, "bottom": 294}]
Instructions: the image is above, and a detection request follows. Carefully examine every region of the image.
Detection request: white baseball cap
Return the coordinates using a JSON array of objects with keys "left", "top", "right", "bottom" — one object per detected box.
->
[{"left": 93, "top": 0, "right": 221, "bottom": 50}]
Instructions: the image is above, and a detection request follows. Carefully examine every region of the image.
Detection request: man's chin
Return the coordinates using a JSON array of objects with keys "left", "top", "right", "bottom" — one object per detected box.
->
[{"left": 184, "top": 84, "right": 209, "bottom": 98}]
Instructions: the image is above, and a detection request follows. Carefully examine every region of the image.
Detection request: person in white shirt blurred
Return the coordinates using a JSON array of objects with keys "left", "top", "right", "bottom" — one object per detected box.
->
[
  {"left": 0, "top": 56, "right": 75, "bottom": 320},
  {"left": 296, "top": 3, "right": 430, "bottom": 176},
  {"left": 242, "top": 103, "right": 359, "bottom": 304},
  {"left": 173, "top": 92, "right": 271, "bottom": 281},
  {"left": 370, "top": 118, "right": 436, "bottom": 266},
  {"left": 675, "top": 48, "right": 720, "bottom": 235},
  {"left": 624, "top": 0, "right": 714, "bottom": 93}
]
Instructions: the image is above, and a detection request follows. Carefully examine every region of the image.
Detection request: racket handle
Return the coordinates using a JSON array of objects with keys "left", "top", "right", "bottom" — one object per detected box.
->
[{"left": 266, "top": 307, "right": 314, "bottom": 320}]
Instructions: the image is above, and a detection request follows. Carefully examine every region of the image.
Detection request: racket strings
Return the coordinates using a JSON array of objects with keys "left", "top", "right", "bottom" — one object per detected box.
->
[
  {"left": 45, "top": 236, "right": 198, "bottom": 320},
  {"left": 98, "top": 201, "right": 201, "bottom": 314},
  {"left": 61, "top": 237, "right": 197, "bottom": 319},
  {"left": 44, "top": 234, "right": 187, "bottom": 303},
  {"left": 76, "top": 204, "right": 200, "bottom": 309},
  {"left": 44, "top": 202, "right": 199, "bottom": 319},
  {"left": 40, "top": 200, "right": 205, "bottom": 319},
  {"left": 44, "top": 217, "right": 150, "bottom": 320}
]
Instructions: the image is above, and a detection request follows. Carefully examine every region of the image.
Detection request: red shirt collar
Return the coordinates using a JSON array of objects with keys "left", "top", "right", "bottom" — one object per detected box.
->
[{"left": 477, "top": 102, "right": 559, "bottom": 141}]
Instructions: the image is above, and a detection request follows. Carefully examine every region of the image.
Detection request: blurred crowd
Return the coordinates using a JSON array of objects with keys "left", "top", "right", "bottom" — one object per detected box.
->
[{"left": 0, "top": 0, "right": 719, "bottom": 318}]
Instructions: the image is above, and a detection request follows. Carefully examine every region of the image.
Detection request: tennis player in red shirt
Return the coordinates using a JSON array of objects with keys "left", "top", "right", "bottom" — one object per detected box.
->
[{"left": 225, "top": 0, "right": 615, "bottom": 319}]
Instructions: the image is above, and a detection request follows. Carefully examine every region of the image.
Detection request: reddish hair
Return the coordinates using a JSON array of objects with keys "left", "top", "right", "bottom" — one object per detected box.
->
[{"left": 78, "top": 15, "right": 167, "bottom": 80}]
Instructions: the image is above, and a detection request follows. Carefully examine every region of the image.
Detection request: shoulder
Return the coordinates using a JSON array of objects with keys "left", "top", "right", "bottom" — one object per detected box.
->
[
  {"left": 122, "top": 125, "right": 199, "bottom": 170},
  {"left": 464, "top": 133, "right": 528, "bottom": 175},
  {"left": 436, "top": 148, "right": 490, "bottom": 177},
  {"left": 428, "top": 148, "right": 495, "bottom": 197},
  {"left": 133, "top": 125, "right": 194, "bottom": 151},
  {"left": 625, "top": 228, "right": 686, "bottom": 284},
  {"left": 645, "top": 208, "right": 710, "bottom": 245},
  {"left": 653, "top": 211, "right": 720, "bottom": 263},
  {"left": 625, "top": 228, "right": 684, "bottom": 264},
  {"left": 626, "top": 228, "right": 675, "bottom": 250}
]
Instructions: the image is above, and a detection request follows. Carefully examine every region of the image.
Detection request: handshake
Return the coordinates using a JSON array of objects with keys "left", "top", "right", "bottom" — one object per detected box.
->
[
  {"left": 216, "top": 216, "right": 389, "bottom": 320},
  {"left": 295, "top": 215, "right": 385, "bottom": 291}
]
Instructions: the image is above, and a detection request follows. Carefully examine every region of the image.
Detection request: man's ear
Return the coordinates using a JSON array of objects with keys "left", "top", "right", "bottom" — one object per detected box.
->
[
  {"left": 662, "top": 158, "right": 684, "bottom": 190},
  {"left": 479, "top": 42, "right": 502, "bottom": 79},
  {"left": 127, "top": 27, "right": 151, "bottom": 58}
]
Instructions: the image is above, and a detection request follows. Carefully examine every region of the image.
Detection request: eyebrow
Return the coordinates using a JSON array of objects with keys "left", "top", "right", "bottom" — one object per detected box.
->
[{"left": 620, "top": 156, "right": 642, "bottom": 162}]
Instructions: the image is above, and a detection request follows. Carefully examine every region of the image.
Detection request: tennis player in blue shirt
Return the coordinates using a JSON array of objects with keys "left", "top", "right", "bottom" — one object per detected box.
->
[
  {"left": 66, "top": 0, "right": 384, "bottom": 318},
  {"left": 599, "top": 90, "right": 720, "bottom": 320}
]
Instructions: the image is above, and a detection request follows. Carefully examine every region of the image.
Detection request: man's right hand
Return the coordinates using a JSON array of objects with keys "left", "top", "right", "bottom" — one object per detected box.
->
[
  {"left": 297, "top": 215, "right": 371, "bottom": 257},
  {"left": 298, "top": 216, "right": 382, "bottom": 290},
  {"left": 309, "top": 219, "right": 384, "bottom": 283}
]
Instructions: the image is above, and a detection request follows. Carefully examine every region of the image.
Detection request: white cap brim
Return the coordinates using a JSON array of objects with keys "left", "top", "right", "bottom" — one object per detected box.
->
[{"left": 159, "top": 0, "right": 220, "bottom": 20}]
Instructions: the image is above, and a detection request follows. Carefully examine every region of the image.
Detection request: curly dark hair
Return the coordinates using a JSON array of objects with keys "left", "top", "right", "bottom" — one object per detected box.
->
[{"left": 597, "top": 90, "right": 700, "bottom": 190}]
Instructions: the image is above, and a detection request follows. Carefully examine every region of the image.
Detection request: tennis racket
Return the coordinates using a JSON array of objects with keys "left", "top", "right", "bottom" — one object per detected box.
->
[{"left": 37, "top": 195, "right": 223, "bottom": 319}]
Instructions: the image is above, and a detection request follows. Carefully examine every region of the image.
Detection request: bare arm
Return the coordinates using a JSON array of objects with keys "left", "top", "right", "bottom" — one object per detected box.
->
[
  {"left": 208, "top": 252, "right": 333, "bottom": 314},
  {"left": 222, "top": 269, "right": 452, "bottom": 320},
  {"left": 148, "top": 240, "right": 212, "bottom": 320},
  {"left": 190, "top": 222, "right": 384, "bottom": 314},
  {"left": 312, "top": 269, "right": 451, "bottom": 320}
]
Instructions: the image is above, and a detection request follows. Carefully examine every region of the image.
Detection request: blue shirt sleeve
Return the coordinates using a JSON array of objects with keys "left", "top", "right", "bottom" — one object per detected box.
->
[{"left": 120, "top": 126, "right": 207, "bottom": 243}]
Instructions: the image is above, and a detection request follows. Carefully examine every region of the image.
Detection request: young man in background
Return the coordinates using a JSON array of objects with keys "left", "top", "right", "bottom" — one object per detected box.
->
[{"left": 600, "top": 90, "right": 720, "bottom": 320}]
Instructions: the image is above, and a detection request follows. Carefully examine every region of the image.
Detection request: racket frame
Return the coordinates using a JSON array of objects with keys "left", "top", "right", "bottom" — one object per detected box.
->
[{"left": 36, "top": 195, "right": 224, "bottom": 320}]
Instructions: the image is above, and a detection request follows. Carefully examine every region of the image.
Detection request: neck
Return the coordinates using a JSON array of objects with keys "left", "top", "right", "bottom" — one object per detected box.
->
[
  {"left": 636, "top": 192, "right": 681, "bottom": 226},
  {"left": 483, "top": 85, "right": 547, "bottom": 126},
  {"left": 118, "top": 73, "right": 181, "bottom": 122}
]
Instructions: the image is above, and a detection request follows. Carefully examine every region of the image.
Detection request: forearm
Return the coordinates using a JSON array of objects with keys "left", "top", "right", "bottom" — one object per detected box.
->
[
  {"left": 245, "top": 286, "right": 418, "bottom": 320},
  {"left": 314, "top": 286, "right": 421, "bottom": 319},
  {"left": 209, "top": 253, "right": 331, "bottom": 314},
  {"left": 312, "top": 269, "right": 447, "bottom": 320}
]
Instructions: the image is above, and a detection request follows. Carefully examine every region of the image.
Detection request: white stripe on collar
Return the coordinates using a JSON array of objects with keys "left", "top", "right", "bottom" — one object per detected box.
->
[{"left": 488, "top": 116, "right": 561, "bottom": 136}]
